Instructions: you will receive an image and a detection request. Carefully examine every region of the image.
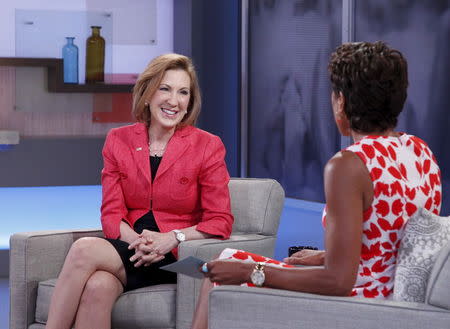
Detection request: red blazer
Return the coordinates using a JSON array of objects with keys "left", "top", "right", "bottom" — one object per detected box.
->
[{"left": 100, "top": 123, "right": 234, "bottom": 255}]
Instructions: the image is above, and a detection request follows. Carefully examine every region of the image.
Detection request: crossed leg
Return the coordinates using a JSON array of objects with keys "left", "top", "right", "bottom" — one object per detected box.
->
[
  {"left": 74, "top": 270, "right": 124, "bottom": 329},
  {"left": 45, "top": 237, "right": 127, "bottom": 329}
]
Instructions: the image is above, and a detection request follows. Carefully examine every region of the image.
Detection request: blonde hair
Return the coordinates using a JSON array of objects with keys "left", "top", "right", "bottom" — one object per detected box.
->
[{"left": 132, "top": 53, "right": 201, "bottom": 127}]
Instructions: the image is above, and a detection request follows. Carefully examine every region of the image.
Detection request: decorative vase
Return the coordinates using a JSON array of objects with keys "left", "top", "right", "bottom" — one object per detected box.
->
[
  {"left": 62, "top": 37, "right": 78, "bottom": 84},
  {"left": 85, "top": 26, "right": 105, "bottom": 83}
]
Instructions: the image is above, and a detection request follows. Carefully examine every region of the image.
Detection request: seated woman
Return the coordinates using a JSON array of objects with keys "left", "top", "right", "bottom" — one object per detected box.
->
[
  {"left": 45, "top": 53, "right": 234, "bottom": 329},
  {"left": 191, "top": 41, "right": 442, "bottom": 329}
]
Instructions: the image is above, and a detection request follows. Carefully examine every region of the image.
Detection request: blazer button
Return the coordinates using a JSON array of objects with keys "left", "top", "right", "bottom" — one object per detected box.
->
[{"left": 180, "top": 177, "right": 189, "bottom": 185}]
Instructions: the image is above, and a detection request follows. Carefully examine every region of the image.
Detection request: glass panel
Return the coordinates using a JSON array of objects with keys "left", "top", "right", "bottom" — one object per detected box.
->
[
  {"left": 86, "top": 0, "right": 157, "bottom": 45},
  {"left": 248, "top": 0, "right": 342, "bottom": 202},
  {"left": 355, "top": 0, "right": 450, "bottom": 214},
  {"left": 15, "top": 9, "right": 113, "bottom": 84}
]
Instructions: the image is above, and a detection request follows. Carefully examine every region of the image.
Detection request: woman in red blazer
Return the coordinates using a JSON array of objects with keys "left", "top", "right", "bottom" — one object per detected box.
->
[{"left": 45, "top": 54, "right": 234, "bottom": 329}]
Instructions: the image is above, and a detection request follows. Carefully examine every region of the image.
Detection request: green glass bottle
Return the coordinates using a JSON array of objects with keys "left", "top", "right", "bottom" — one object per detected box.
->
[{"left": 85, "top": 26, "right": 105, "bottom": 83}]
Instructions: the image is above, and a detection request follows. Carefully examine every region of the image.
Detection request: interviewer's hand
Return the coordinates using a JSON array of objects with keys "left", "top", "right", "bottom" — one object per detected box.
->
[
  {"left": 283, "top": 249, "right": 325, "bottom": 266},
  {"left": 202, "top": 260, "right": 253, "bottom": 285}
]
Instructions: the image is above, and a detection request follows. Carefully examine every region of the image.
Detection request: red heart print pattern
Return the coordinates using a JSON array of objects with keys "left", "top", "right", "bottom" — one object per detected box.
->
[
  {"left": 405, "top": 202, "right": 418, "bottom": 216},
  {"left": 390, "top": 181, "right": 403, "bottom": 197},
  {"left": 375, "top": 200, "right": 389, "bottom": 217},
  {"left": 363, "top": 287, "right": 380, "bottom": 298},
  {"left": 423, "top": 159, "right": 431, "bottom": 174},
  {"left": 362, "top": 144, "right": 375, "bottom": 159},
  {"left": 371, "top": 167, "right": 383, "bottom": 181},
  {"left": 364, "top": 223, "right": 382, "bottom": 240},
  {"left": 388, "top": 166, "right": 402, "bottom": 179},
  {"left": 329, "top": 134, "right": 441, "bottom": 299},
  {"left": 377, "top": 156, "right": 386, "bottom": 168},
  {"left": 387, "top": 145, "right": 397, "bottom": 160},
  {"left": 377, "top": 218, "right": 391, "bottom": 231},
  {"left": 404, "top": 186, "right": 416, "bottom": 200},
  {"left": 391, "top": 199, "right": 403, "bottom": 216},
  {"left": 373, "top": 141, "right": 389, "bottom": 156}
]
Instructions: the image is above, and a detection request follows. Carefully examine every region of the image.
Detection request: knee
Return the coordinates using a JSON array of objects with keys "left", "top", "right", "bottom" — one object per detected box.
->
[
  {"left": 80, "top": 272, "right": 122, "bottom": 306},
  {"left": 65, "top": 237, "right": 99, "bottom": 270}
]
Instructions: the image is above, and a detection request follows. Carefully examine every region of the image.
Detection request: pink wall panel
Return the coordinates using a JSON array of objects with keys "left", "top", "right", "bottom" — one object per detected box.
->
[{"left": 0, "top": 67, "right": 132, "bottom": 137}]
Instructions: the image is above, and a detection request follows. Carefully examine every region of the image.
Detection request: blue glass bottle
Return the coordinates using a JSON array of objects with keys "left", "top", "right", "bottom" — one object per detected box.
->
[{"left": 62, "top": 37, "right": 79, "bottom": 84}]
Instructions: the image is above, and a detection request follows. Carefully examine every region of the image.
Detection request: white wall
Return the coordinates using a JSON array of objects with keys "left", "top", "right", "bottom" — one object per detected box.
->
[{"left": 0, "top": 0, "right": 173, "bottom": 75}]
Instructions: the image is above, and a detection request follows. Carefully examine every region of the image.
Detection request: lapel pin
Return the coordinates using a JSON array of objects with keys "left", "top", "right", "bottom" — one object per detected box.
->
[{"left": 136, "top": 147, "right": 142, "bottom": 151}]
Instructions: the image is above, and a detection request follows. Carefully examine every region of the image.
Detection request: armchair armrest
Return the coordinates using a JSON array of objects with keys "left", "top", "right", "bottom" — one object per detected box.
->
[
  {"left": 209, "top": 286, "right": 450, "bottom": 329},
  {"left": 9, "top": 228, "right": 102, "bottom": 329},
  {"left": 176, "top": 233, "right": 277, "bottom": 329}
]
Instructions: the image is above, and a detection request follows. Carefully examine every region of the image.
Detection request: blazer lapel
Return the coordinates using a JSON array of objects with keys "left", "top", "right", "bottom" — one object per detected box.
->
[
  {"left": 155, "top": 126, "right": 192, "bottom": 180},
  {"left": 131, "top": 123, "right": 151, "bottom": 184}
]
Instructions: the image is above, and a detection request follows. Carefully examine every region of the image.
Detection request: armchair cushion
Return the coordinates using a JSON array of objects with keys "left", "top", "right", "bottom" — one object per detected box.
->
[
  {"left": 394, "top": 208, "right": 450, "bottom": 302},
  {"left": 209, "top": 286, "right": 450, "bottom": 329},
  {"left": 35, "top": 279, "right": 176, "bottom": 328},
  {"left": 426, "top": 240, "right": 450, "bottom": 310}
]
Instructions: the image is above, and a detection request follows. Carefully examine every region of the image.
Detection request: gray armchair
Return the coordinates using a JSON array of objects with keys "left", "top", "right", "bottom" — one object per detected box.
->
[
  {"left": 9, "top": 178, "right": 285, "bottom": 329},
  {"left": 208, "top": 241, "right": 450, "bottom": 329}
]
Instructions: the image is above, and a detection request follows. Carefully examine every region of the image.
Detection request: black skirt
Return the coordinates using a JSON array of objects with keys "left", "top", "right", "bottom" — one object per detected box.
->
[{"left": 105, "top": 213, "right": 177, "bottom": 292}]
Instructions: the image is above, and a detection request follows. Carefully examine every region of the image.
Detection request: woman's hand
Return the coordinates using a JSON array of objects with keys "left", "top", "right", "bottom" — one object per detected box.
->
[
  {"left": 139, "top": 230, "right": 179, "bottom": 256},
  {"left": 128, "top": 230, "right": 179, "bottom": 267},
  {"left": 203, "top": 260, "right": 253, "bottom": 285},
  {"left": 283, "top": 249, "right": 325, "bottom": 266},
  {"left": 127, "top": 235, "right": 163, "bottom": 267}
]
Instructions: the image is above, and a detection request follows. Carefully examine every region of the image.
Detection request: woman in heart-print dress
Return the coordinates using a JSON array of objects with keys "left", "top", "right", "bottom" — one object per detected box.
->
[{"left": 190, "top": 41, "right": 442, "bottom": 329}]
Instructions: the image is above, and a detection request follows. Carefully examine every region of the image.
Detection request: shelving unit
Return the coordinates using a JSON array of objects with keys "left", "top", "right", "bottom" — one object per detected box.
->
[{"left": 0, "top": 57, "right": 134, "bottom": 93}]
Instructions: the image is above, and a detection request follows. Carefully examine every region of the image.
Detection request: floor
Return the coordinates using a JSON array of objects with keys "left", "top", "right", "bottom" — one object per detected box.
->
[{"left": 0, "top": 185, "right": 325, "bottom": 328}]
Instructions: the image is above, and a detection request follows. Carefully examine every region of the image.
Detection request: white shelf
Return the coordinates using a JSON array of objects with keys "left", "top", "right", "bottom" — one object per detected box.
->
[{"left": 0, "top": 130, "right": 20, "bottom": 145}]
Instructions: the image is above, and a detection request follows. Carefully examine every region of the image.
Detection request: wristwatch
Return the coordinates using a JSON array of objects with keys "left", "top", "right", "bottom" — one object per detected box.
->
[
  {"left": 172, "top": 229, "right": 186, "bottom": 243},
  {"left": 250, "top": 262, "right": 266, "bottom": 287}
]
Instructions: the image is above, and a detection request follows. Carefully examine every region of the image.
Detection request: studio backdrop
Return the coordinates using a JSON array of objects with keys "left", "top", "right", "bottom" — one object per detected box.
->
[{"left": 245, "top": 0, "right": 450, "bottom": 214}]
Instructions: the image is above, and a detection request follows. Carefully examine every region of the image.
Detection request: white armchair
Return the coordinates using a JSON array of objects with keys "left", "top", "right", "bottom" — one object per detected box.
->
[{"left": 9, "top": 178, "right": 285, "bottom": 329}]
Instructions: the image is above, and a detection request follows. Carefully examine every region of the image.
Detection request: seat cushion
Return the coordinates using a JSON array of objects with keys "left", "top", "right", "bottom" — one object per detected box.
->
[
  {"left": 426, "top": 241, "right": 450, "bottom": 310},
  {"left": 35, "top": 278, "right": 176, "bottom": 329}
]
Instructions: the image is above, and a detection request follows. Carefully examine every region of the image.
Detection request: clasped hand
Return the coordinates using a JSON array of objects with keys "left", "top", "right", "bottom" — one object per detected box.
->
[{"left": 128, "top": 230, "right": 178, "bottom": 267}]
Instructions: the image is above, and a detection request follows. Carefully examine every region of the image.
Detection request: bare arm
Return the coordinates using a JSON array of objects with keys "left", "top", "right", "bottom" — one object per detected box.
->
[{"left": 207, "top": 151, "right": 372, "bottom": 296}]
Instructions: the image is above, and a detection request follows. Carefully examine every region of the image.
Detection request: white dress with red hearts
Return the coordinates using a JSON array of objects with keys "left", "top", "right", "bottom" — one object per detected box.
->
[
  {"left": 216, "top": 134, "right": 441, "bottom": 299},
  {"left": 324, "top": 133, "right": 442, "bottom": 298}
]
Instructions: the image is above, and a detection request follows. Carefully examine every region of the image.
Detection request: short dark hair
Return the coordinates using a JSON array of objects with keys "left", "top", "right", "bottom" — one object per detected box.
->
[{"left": 328, "top": 41, "right": 408, "bottom": 133}]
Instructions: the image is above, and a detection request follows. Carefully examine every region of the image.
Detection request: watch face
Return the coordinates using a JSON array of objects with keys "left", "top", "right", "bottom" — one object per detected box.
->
[
  {"left": 251, "top": 270, "right": 265, "bottom": 286},
  {"left": 176, "top": 232, "right": 186, "bottom": 242}
]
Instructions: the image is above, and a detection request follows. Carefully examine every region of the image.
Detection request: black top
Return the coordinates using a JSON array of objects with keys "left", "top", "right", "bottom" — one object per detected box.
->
[
  {"left": 133, "top": 156, "right": 162, "bottom": 233},
  {"left": 150, "top": 155, "right": 162, "bottom": 183}
]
